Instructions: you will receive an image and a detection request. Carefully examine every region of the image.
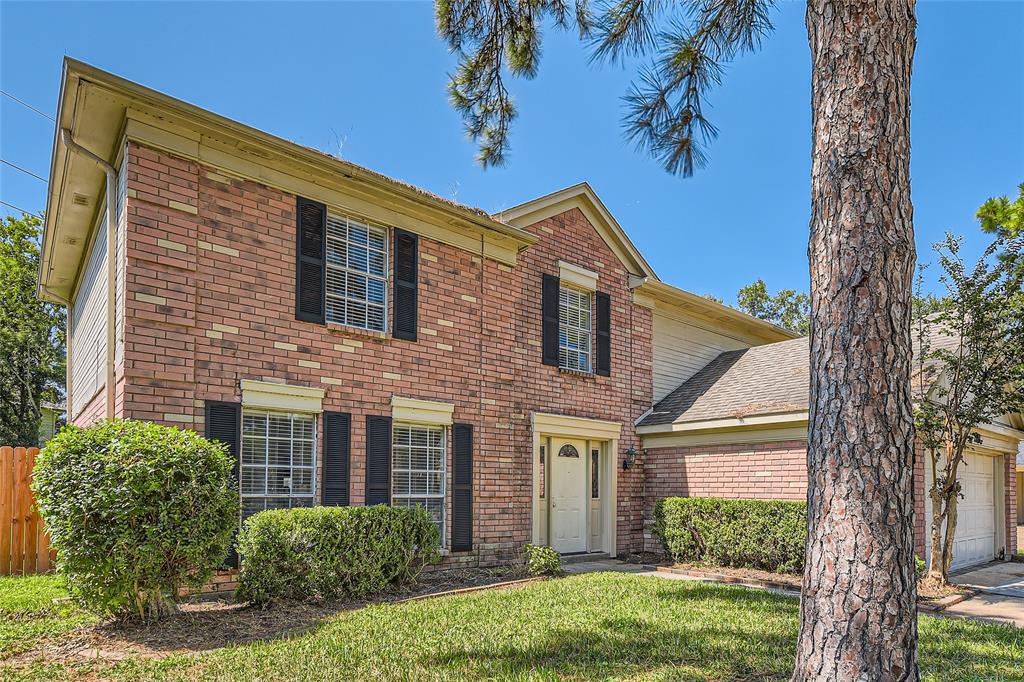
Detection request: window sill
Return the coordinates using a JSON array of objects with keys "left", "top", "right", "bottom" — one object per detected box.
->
[
  {"left": 558, "top": 367, "right": 596, "bottom": 380},
  {"left": 326, "top": 322, "right": 389, "bottom": 342}
]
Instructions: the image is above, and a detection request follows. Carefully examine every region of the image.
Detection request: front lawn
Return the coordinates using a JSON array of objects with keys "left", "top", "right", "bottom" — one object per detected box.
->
[
  {"left": 0, "top": 574, "right": 96, "bottom": 661},
  {"left": 2, "top": 572, "right": 1021, "bottom": 681}
]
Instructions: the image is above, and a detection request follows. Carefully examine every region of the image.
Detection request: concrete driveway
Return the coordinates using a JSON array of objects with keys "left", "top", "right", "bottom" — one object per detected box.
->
[
  {"left": 944, "top": 561, "right": 1024, "bottom": 628},
  {"left": 954, "top": 561, "right": 1024, "bottom": 598}
]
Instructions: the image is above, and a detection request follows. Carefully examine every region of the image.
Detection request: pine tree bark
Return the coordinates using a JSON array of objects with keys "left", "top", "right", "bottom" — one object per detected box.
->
[{"left": 794, "top": 1, "right": 919, "bottom": 680}]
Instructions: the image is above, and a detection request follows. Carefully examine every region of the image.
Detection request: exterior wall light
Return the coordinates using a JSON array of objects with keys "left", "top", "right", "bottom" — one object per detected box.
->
[{"left": 622, "top": 447, "right": 638, "bottom": 470}]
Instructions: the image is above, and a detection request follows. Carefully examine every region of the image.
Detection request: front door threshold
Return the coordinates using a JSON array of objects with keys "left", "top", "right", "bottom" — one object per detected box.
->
[{"left": 559, "top": 551, "right": 611, "bottom": 565}]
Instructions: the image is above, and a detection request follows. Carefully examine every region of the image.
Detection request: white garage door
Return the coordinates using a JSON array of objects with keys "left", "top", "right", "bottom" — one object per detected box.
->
[{"left": 924, "top": 450, "right": 997, "bottom": 572}]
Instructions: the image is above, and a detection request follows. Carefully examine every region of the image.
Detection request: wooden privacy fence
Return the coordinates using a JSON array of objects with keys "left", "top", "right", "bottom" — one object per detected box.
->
[{"left": 0, "top": 447, "right": 55, "bottom": 575}]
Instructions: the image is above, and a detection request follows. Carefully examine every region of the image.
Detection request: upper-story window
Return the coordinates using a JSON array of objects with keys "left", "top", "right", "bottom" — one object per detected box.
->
[
  {"left": 559, "top": 284, "right": 592, "bottom": 372},
  {"left": 325, "top": 214, "right": 388, "bottom": 332}
]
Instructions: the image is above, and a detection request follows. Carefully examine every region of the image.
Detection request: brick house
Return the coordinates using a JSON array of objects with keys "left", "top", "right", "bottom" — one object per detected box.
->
[
  {"left": 639, "top": 336, "right": 1022, "bottom": 570},
  {"left": 39, "top": 60, "right": 1020, "bottom": 573}
]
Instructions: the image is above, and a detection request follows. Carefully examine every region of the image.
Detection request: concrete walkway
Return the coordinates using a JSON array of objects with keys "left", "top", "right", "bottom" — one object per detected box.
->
[
  {"left": 941, "top": 592, "right": 1024, "bottom": 628},
  {"left": 953, "top": 561, "right": 1024, "bottom": 598},
  {"left": 569, "top": 560, "right": 1024, "bottom": 628}
]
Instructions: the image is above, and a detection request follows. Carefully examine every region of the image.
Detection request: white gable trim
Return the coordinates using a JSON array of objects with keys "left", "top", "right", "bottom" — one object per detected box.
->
[{"left": 497, "top": 183, "right": 657, "bottom": 280}]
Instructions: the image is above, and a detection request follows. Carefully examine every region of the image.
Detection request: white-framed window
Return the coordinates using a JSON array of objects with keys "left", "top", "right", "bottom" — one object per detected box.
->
[
  {"left": 559, "top": 284, "right": 592, "bottom": 372},
  {"left": 240, "top": 411, "right": 317, "bottom": 520},
  {"left": 392, "top": 423, "right": 446, "bottom": 544},
  {"left": 325, "top": 213, "right": 388, "bottom": 332}
]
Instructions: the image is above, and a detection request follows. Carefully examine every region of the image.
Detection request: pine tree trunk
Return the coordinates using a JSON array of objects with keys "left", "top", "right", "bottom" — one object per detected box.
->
[{"left": 794, "top": 1, "right": 919, "bottom": 680}]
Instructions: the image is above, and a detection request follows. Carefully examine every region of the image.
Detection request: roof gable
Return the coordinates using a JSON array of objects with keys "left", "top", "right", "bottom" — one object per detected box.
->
[{"left": 494, "top": 183, "right": 657, "bottom": 280}]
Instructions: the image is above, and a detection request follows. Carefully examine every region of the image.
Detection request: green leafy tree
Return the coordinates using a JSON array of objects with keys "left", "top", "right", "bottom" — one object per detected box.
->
[
  {"left": 977, "top": 183, "right": 1023, "bottom": 239},
  {"left": 736, "top": 278, "right": 945, "bottom": 334},
  {"left": 436, "top": 3, "right": 920, "bottom": 676},
  {"left": 0, "top": 213, "right": 66, "bottom": 445},
  {"left": 914, "top": 220, "right": 1024, "bottom": 586},
  {"left": 736, "top": 279, "right": 810, "bottom": 335}
]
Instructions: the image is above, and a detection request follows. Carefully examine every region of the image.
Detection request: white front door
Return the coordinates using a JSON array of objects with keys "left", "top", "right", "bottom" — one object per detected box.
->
[{"left": 550, "top": 438, "right": 587, "bottom": 554}]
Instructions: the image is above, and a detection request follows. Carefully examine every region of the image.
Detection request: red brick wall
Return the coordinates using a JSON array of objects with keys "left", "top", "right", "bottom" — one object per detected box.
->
[
  {"left": 1006, "top": 454, "right": 1018, "bottom": 557},
  {"left": 641, "top": 440, "right": 807, "bottom": 551},
  {"left": 914, "top": 440, "right": 927, "bottom": 558},
  {"left": 114, "top": 141, "right": 652, "bottom": 565},
  {"left": 643, "top": 437, "right": 1020, "bottom": 562}
]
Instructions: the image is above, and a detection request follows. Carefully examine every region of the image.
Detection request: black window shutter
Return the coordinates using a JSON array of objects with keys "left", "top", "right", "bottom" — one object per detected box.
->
[
  {"left": 295, "top": 196, "right": 327, "bottom": 324},
  {"left": 393, "top": 229, "right": 418, "bottom": 341},
  {"left": 542, "top": 273, "right": 560, "bottom": 366},
  {"left": 322, "top": 412, "right": 351, "bottom": 506},
  {"left": 205, "top": 400, "right": 241, "bottom": 568},
  {"left": 451, "top": 423, "right": 473, "bottom": 552},
  {"left": 595, "top": 291, "right": 611, "bottom": 376},
  {"left": 365, "top": 415, "right": 392, "bottom": 505}
]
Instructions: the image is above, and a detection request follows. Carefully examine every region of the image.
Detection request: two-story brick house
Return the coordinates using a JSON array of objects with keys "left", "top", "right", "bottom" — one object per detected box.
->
[
  {"left": 39, "top": 60, "right": 790, "bottom": 566},
  {"left": 40, "top": 60, "right": 1020, "bottom": 572}
]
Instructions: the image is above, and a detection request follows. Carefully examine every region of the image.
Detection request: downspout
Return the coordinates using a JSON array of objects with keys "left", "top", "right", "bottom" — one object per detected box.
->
[{"left": 60, "top": 129, "right": 117, "bottom": 420}]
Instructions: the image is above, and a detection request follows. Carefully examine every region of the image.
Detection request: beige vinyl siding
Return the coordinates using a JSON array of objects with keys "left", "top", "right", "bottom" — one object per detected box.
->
[
  {"left": 70, "top": 211, "right": 108, "bottom": 418},
  {"left": 652, "top": 311, "right": 754, "bottom": 403}
]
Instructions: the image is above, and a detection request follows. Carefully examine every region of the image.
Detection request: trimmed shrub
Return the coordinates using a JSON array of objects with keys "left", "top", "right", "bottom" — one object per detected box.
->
[
  {"left": 235, "top": 505, "right": 440, "bottom": 605},
  {"left": 915, "top": 555, "right": 927, "bottom": 580},
  {"left": 654, "top": 497, "right": 806, "bottom": 573},
  {"left": 523, "top": 544, "right": 564, "bottom": 576},
  {"left": 32, "top": 419, "right": 238, "bottom": 620}
]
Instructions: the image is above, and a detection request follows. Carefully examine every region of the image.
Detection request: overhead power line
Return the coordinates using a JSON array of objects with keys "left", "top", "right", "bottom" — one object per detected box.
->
[
  {"left": 0, "top": 89, "right": 55, "bottom": 122},
  {"left": 1, "top": 158, "right": 47, "bottom": 183},
  {"left": 0, "top": 199, "right": 44, "bottom": 219}
]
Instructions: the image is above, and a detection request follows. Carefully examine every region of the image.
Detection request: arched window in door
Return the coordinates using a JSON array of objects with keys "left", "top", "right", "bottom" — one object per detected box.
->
[{"left": 557, "top": 444, "right": 579, "bottom": 458}]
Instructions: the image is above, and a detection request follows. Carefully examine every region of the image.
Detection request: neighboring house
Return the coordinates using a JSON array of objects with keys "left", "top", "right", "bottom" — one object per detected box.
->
[
  {"left": 39, "top": 60, "right": 1020, "bottom": 574},
  {"left": 38, "top": 402, "right": 65, "bottom": 446},
  {"left": 38, "top": 60, "right": 789, "bottom": 567},
  {"left": 638, "top": 336, "right": 1023, "bottom": 571}
]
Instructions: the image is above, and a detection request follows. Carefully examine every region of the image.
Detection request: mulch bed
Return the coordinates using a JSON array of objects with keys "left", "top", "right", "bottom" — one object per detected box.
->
[
  {"left": 651, "top": 561, "right": 972, "bottom": 611},
  {"left": 11, "top": 566, "right": 530, "bottom": 666}
]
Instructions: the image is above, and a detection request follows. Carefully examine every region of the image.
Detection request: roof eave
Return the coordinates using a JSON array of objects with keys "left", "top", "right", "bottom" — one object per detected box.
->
[
  {"left": 637, "top": 410, "right": 809, "bottom": 435},
  {"left": 639, "top": 278, "right": 799, "bottom": 342}
]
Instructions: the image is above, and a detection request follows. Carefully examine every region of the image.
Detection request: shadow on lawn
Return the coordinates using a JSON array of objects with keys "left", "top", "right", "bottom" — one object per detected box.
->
[
  {"left": 70, "top": 568, "right": 525, "bottom": 658},
  {"left": 429, "top": 583, "right": 800, "bottom": 680},
  {"left": 431, "top": 615, "right": 795, "bottom": 680}
]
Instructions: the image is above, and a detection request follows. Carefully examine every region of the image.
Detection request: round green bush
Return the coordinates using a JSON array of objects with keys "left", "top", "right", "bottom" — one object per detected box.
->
[
  {"left": 235, "top": 505, "right": 440, "bottom": 605},
  {"left": 32, "top": 419, "right": 238, "bottom": 620},
  {"left": 523, "top": 544, "right": 564, "bottom": 576}
]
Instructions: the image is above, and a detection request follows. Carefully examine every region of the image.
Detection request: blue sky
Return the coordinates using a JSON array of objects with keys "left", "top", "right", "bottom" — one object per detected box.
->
[{"left": 2, "top": 1, "right": 1021, "bottom": 303}]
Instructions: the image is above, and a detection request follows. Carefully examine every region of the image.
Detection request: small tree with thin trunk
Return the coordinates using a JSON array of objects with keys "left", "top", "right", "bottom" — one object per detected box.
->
[{"left": 914, "top": 217, "right": 1024, "bottom": 586}]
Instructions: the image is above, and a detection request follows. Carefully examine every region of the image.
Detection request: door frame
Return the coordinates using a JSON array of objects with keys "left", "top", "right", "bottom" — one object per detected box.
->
[{"left": 530, "top": 412, "right": 620, "bottom": 557}]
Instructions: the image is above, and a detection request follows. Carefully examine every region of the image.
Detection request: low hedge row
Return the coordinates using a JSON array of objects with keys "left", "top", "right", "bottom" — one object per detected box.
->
[
  {"left": 236, "top": 505, "right": 440, "bottom": 604},
  {"left": 653, "top": 497, "right": 806, "bottom": 573}
]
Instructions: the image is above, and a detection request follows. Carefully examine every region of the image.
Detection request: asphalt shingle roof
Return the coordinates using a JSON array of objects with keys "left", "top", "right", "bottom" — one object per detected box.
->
[
  {"left": 640, "top": 327, "right": 963, "bottom": 428},
  {"left": 640, "top": 337, "right": 809, "bottom": 427}
]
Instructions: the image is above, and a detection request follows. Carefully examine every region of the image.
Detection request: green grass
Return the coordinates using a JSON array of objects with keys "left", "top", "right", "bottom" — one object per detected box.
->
[
  {"left": 0, "top": 574, "right": 95, "bottom": 659},
  {"left": 2, "top": 572, "right": 1022, "bottom": 681}
]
